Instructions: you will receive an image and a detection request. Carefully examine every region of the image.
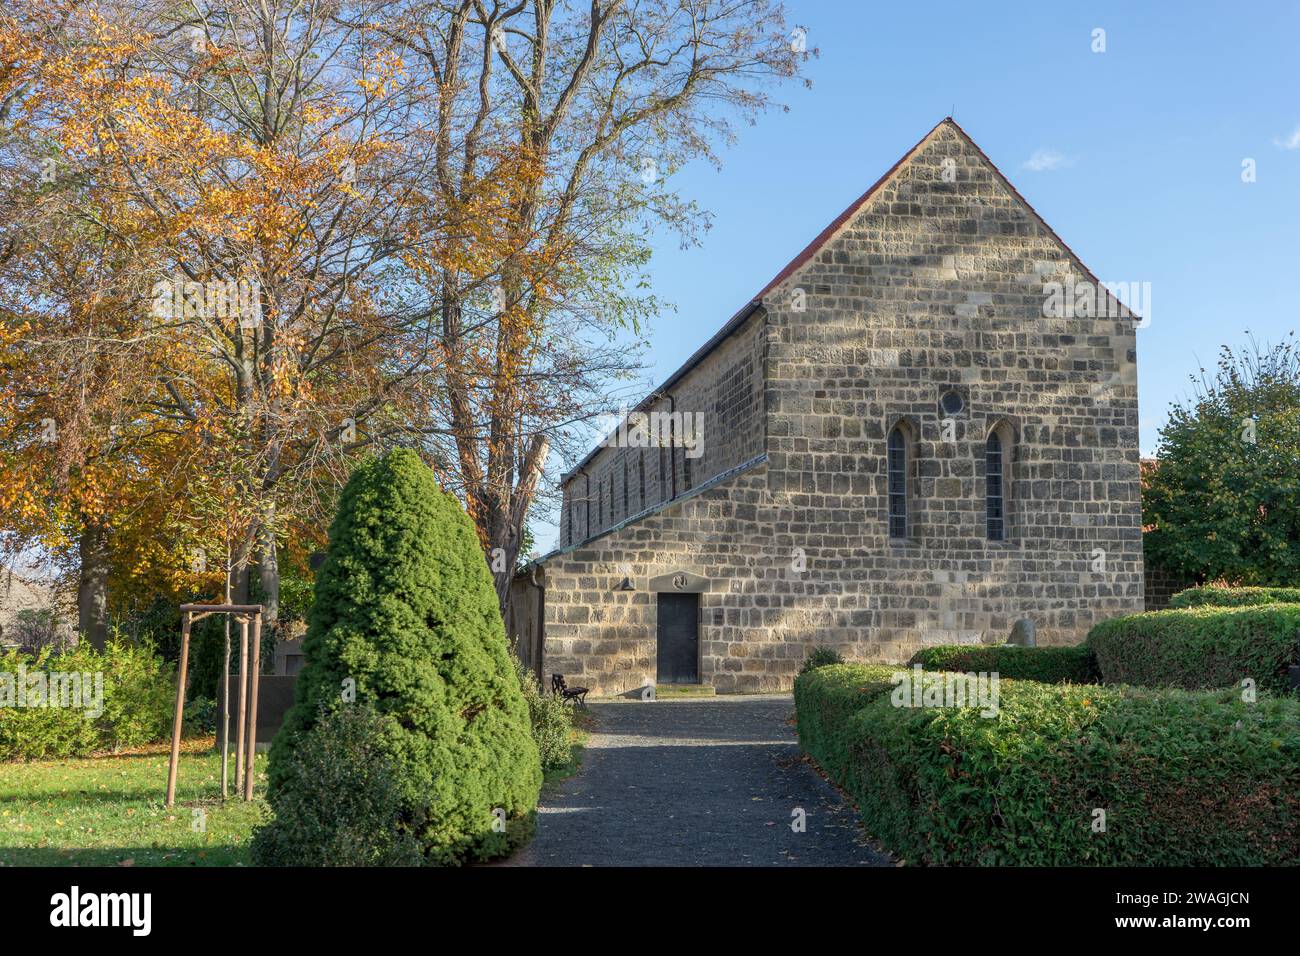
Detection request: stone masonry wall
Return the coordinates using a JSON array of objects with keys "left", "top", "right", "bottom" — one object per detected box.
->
[
  {"left": 542, "top": 462, "right": 815, "bottom": 695},
  {"left": 538, "top": 119, "right": 1144, "bottom": 696},
  {"left": 757, "top": 121, "right": 1144, "bottom": 660},
  {"left": 558, "top": 308, "right": 765, "bottom": 548},
  {"left": 1143, "top": 558, "right": 1193, "bottom": 611}
]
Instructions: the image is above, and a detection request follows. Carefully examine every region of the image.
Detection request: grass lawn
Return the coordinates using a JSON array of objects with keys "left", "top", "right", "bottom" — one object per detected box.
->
[
  {"left": 2, "top": 712, "right": 594, "bottom": 867},
  {"left": 0, "top": 737, "right": 267, "bottom": 867}
]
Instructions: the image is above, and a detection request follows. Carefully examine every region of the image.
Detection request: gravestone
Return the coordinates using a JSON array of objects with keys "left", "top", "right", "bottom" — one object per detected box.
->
[
  {"left": 215, "top": 675, "right": 296, "bottom": 751},
  {"left": 1007, "top": 617, "right": 1036, "bottom": 647}
]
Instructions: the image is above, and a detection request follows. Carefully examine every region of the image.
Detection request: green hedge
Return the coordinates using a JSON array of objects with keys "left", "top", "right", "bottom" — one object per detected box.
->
[
  {"left": 792, "top": 664, "right": 900, "bottom": 782},
  {"left": 1089, "top": 604, "right": 1300, "bottom": 696},
  {"left": 0, "top": 639, "right": 175, "bottom": 760},
  {"left": 908, "top": 644, "right": 1098, "bottom": 684},
  {"left": 1169, "top": 585, "right": 1300, "bottom": 609},
  {"left": 795, "top": 664, "right": 1300, "bottom": 865},
  {"left": 252, "top": 705, "right": 423, "bottom": 866}
]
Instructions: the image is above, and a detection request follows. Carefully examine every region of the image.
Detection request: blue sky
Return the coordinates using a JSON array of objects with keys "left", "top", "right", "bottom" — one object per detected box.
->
[{"left": 536, "top": 0, "right": 1300, "bottom": 553}]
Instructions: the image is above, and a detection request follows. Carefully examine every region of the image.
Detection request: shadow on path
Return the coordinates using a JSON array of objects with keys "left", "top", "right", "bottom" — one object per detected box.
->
[{"left": 507, "top": 695, "right": 892, "bottom": 867}]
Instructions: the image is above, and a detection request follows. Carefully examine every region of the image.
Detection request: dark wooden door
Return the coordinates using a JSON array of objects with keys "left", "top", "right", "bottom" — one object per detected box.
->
[{"left": 656, "top": 593, "right": 699, "bottom": 684}]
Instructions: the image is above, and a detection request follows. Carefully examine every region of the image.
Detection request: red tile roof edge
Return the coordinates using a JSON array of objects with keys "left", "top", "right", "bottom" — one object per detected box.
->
[{"left": 743, "top": 116, "right": 952, "bottom": 310}]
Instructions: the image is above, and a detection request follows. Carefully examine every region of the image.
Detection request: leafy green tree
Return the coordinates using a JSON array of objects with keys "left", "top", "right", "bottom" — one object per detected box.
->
[
  {"left": 265, "top": 448, "right": 541, "bottom": 865},
  {"left": 1144, "top": 336, "right": 1300, "bottom": 585}
]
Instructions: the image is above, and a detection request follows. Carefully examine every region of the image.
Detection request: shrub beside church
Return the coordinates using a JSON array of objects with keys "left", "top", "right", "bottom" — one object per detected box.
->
[{"left": 256, "top": 448, "right": 541, "bottom": 866}]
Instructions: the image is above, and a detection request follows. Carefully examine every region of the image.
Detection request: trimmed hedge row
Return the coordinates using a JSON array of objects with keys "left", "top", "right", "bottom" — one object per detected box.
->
[
  {"left": 1169, "top": 585, "right": 1300, "bottom": 609},
  {"left": 1089, "top": 604, "right": 1300, "bottom": 697},
  {"left": 794, "top": 663, "right": 1300, "bottom": 866},
  {"left": 790, "top": 664, "right": 900, "bottom": 782},
  {"left": 908, "top": 644, "right": 1098, "bottom": 684}
]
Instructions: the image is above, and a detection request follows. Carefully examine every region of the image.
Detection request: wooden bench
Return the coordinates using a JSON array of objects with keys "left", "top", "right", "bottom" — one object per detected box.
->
[{"left": 551, "top": 673, "right": 589, "bottom": 708}]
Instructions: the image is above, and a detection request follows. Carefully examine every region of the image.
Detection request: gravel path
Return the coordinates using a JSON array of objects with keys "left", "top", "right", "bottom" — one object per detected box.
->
[{"left": 508, "top": 695, "right": 892, "bottom": 867}]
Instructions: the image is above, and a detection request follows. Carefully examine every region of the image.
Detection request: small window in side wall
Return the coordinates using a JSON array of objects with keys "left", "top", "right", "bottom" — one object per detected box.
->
[
  {"left": 986, "top": 430, "right": 1006, "bottom": 541},
  {"left": 887, "top": 426, "right": 908, "bottom": 539},
  {"left": 638, "top": 453, "right": 646, "bottom": 508}
]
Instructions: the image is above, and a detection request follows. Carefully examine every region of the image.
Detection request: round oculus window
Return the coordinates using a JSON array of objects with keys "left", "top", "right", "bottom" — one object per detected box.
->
[{"left": 939, "top": 391, "right": 965, "bottom": 416}]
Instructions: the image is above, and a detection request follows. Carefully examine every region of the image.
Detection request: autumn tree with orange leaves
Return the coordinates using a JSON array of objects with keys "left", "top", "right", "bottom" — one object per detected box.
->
[
  {"left": 1, "top": 1, "right": 481, "bottom": 635},
  {"left": 1, "top": 0, "right": 810, "bottom": 639},
  {"left": 0, "top": 6, "right": 205, "bottom": 647},
  {"left": 382, "top": 0, "right": 812, "bottom": 611}
]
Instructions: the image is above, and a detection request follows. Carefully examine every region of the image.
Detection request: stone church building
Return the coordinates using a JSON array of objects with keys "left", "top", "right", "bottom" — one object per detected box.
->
[{"left": 511, "top": 118, "right": 1143, "bottom": 697}]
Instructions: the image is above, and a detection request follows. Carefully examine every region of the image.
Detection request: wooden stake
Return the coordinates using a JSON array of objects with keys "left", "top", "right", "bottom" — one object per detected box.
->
[
  {"left": 220, "top": 628, "right": 231, "bottom": 800},
  {"left": 220, "top": 554, "right": 232, "bottom": 799},
  {"left": 164, "top": 612, "right": 192, "bottom": 808},
  {"left": 235, "top": 616, "right": 249, "bottom": 793},
  {"left": 244, "top": 613, "right": 263, "bottom": 800}
]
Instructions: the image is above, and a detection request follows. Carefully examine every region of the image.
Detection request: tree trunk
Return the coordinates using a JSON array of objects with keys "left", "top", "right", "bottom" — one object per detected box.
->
[
  {"left": 232, "top": 530, "right": 254, "bottom": 606},
  {"left": 491, "top": 434, "right": 550, "bottom": 617},
  {"left": 76, "top": 521, "right": 110, "bottom": 649},
  {"left": 257, "top": 517, "right": 279, "bottom": 634}
]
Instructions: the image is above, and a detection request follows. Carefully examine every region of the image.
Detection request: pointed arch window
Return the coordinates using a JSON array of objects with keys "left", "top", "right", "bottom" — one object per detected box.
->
[
  {"left": 887, "top": 426, "right": 908, "bottom": 539},
  {"left": 986, "top": 426, "right": 1011, "bottom": 541}
]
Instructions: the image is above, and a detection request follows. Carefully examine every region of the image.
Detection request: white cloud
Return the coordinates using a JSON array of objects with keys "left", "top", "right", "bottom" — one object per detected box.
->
[
  {"left": 1274, "top": 126, "right": 1300, "bottom": 150},
  {"left": 1020, "top": 148, "right": 1071, "bottom": 172}
]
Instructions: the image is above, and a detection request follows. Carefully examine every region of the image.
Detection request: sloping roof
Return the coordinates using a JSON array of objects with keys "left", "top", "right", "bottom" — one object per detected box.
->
[
  {"left": 561, "top": 297, "right": 764, "bottom": 482},
  {"left": 563, "top": 117, "right": 1132, "bottom": 482},
  {"left": 743, "top": 117, "right": 951, "bottom": 307},
  {"left": 534, "top": 452, "right": 770, "bottom": 566}
]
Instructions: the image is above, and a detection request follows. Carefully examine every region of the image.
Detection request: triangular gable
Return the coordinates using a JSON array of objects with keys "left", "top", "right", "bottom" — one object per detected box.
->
[{"left": 737, "top": 116, "right": 1136, "bottom": 322}]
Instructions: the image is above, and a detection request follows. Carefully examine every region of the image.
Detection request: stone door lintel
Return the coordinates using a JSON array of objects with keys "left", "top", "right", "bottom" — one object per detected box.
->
[{"left": 646, "top": 570, "right": 710, "bottom": 593}]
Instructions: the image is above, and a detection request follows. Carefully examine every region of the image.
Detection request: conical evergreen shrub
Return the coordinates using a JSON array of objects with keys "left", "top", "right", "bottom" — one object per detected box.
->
[
  {"left": 263, "top": 448, "right": 541, "bottom": 865},
  {"left": 251, "top": 704, "right": 424, "bottom": 867}
]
